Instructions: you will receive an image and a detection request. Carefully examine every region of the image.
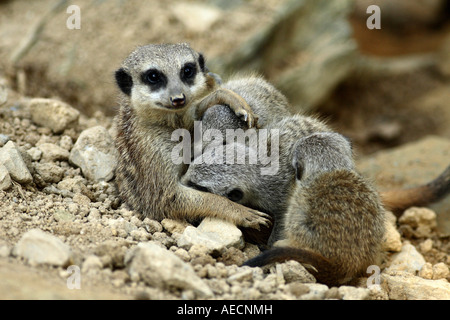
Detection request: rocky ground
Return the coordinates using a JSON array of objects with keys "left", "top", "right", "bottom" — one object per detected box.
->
[
  {"left": 0, "top": 0, "right": 449, "bottom": 301},
  {"left": 0, "top": 79, "right": 449, "bottom": 300}
]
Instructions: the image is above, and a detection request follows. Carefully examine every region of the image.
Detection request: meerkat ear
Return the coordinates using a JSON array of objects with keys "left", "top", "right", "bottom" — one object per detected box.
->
[
  {"left": 198, "top": 53, "right": 206, "bottom": 73},
  {"left": 294, "top": 160, "right": 304, "bottom": 181},
  {"left": 292, "top": 139, "right": 305, "bottom": 180},
  {"left": 115, "top": 68, "right": 133, "bottom": 96}
]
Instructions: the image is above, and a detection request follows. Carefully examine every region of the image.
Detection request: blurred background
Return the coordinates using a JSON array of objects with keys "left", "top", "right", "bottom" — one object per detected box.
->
[
  {"left": 0, "top": 0, "right": 449, "bottom": 231},
  {"left": 1, "top": 0, "right": 449, "bottom": 154},
  {"left": 0, "top": 0, "right": 450, "bottom": 154}
]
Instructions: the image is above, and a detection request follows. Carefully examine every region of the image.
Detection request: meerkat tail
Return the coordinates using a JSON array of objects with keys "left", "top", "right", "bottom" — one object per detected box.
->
[
  {"left": 380, "top": 164, "right": 450, "bottom": 215},
  {"left": 243, "top": 247, "right": 342, "bottom": 286}
]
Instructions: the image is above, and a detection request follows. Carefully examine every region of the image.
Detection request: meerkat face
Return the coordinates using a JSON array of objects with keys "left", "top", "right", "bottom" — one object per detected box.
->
[
  {"left": 115, "top": 43, "right": 212, "bottom": 113},
  {"left": 181, "top": 142, "right": 260, "bottom": 205},
  {"left": 292, "top": 132, "right": 355, "bottom": 181},
  {"left": 182, "top": 164, "right": 247, "bottom": 203}
]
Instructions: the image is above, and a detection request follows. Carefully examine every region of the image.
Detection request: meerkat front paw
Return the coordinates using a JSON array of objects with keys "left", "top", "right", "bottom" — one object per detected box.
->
[
  {"left": 197, "top": 88, "right": 259, "bottom": 129},
  {"left": 231, "top": 105, "right": 259, "bottom": 129},
  {"left": 239, "top": 208, "right": 272, "bottom": 230}
]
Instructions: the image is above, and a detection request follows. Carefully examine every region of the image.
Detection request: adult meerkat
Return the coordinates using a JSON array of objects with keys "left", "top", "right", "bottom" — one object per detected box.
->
[
  {"left": 114, "top": 43, "right": 270, "bottom": 229},
  {"left": 244, "top": 132, "right": 386, "bottom": 286}
]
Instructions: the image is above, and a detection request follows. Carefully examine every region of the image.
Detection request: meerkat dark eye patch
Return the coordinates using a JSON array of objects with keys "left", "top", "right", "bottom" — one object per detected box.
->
[
  {"left": 181, "top": 63, "right": 197, "bottom": 85},
  {"left": 142, "top": 69, "right": 167, "bottom": 90},
  {"left": 115, "top": 68, "right": 133, "bottom": 96},
  {"left": 227, "top": 189, "right": 244, "bottom": 202}
]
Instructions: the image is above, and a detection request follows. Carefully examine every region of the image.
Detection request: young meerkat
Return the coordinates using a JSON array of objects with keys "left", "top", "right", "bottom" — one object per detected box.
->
[
  {"left": 243, "top": 132, "right": 386, "bottom": 286},
  {"left": 184, "top": 106, "right": 332, "bottom": 244},
  {"left": 114, "top": 43, "right": 270, "bottom": 229}
]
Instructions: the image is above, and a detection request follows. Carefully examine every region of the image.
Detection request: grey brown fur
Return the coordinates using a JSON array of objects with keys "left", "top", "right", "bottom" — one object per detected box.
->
[
  {"left": 114, "top": 43, "right": 270, "bottom": 229},
  {"left": 244, "top": 132, "right": 386, "bottom": 286},
  {"left": 183, "top": 78, "right": 331, "bottom": 243},
  {"left": 183, "top": 74, "right": 450, "bottom": 244}
]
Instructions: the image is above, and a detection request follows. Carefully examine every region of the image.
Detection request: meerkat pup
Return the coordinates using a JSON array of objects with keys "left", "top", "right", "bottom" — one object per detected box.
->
[
  {"left": 243, "top": 132, "right": 386, "bottom": 286},
  {"left": 181, "top": 105, "right": 331, "bottom": 245},
  {"left": 114, "top": 43, "right": 270, "bottom": 229}
]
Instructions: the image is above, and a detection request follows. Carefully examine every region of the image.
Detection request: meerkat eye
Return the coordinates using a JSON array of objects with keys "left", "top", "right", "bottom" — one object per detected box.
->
[
  {"left": 145, "top": 70, "right": 161, "bottom": 84},
  {"left": 181, "top": 63, "right": 197, "bottom": 82},
  {"left": 227, "top": 189, "right": 244, "bottom": 202},
  {"left": 187, "top": 181, "right": 209, "bottom": 193}
]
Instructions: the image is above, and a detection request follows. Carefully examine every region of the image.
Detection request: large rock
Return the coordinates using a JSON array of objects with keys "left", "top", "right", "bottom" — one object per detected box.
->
[
  {"left": 177, "top": 218, "right": 244, "bottom": 254},
  {"left": 0, "top": 141, "right": 33, "bottom": 184},
  {"left": 383, "top": 272, "right": 450, "bottom": 300},
  {"left": 69, "top": 126, "right": 118, "bottom": 182},
  {"left": 13, "top": 229, "right": 72, "bottom": 267},
  {"left": 28, "top": 98, "right": 79, "bottom": 134},
  {"left": 125, "top": 242, "right": 213, "bottom": 298}
]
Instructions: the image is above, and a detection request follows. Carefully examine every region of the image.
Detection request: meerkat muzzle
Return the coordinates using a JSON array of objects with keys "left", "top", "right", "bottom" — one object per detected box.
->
[{"left": 170, "top": 94, "right": 186, "bottom": 108}]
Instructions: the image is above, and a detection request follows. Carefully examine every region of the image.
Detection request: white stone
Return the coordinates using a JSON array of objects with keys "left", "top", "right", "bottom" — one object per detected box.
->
[
  {"left": 69, "top": 126, "right": 118, "bottom": 182},
  {"left": 13, "top": 229, "right": 72, "bottom": 267},
  {"left": 383, "top": 272, "right": 450, "bottom": 300},
  {"left": 0, "top": 164, "right": 12, "bottom": 190},
  {"left": 432, "top": 262, "right": 449, "bottom": 280},
  {"left": 125, "top": 242, "right": 213, "bottom": 298},
  {"left": 82, "top": 255, "right": 103, "bottom": 273},
  {"left": 177, "top": 217, "right": 244, "bottom": 254},
  {"left": 34, "top": 162, "right": 64, "bottom": 183},
  {"left": 26, "top": 147, "right": 42, "bottom": 161},
  {"left": 383, "top": 211, "right": 402, "bottom": 252},
  {"left": 419, "top": 262, "right": 434, "bottom": 279},
  {"left": 37, "top": 143, "right": 70, "bottom": 162},
  {"left": 385, "top": 242, "right": 426, "bottom": 274},
  {"left": 0, "top": 141, "right": 33, "bottom": 184},
  {"left": 277, "top": 260, "right": 316, "bottom": 284},
  {"left": 299, "top": 283, "right": 330, "bottom": 300},
  {"left": 338, "top": 286, "right": 371, "bottom": 300},
  {"left": 28, "top": 98, "right": 79, "bottom": 134},
  {"left": 399, "top": 207, "right": 437, "bottom": 237}
]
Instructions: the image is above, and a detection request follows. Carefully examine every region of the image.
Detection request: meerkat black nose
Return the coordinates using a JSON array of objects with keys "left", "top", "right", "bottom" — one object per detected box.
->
[{"left": 170, "top": 94, "right": 186, "bottom": 107}]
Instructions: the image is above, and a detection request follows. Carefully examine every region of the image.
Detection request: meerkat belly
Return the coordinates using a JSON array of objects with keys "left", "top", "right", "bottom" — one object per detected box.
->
[{"left": 117, "top": 124, "right": 188, "bottom": 218}]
